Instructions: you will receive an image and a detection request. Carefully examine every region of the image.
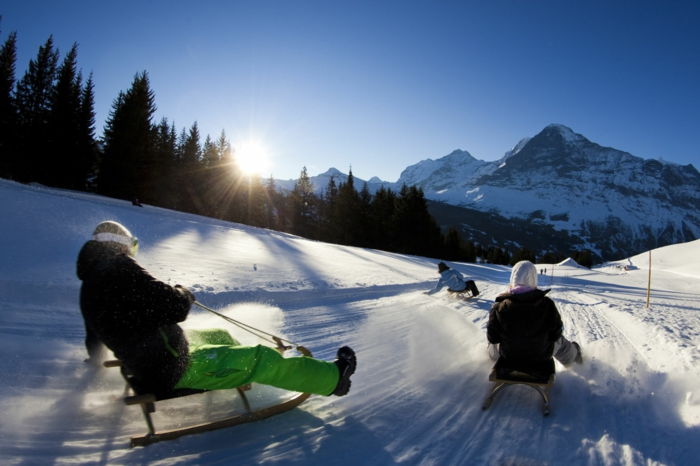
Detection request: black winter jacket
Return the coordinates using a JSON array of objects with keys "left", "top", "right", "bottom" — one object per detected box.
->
[
  {"left": 486, "top": 289, "right": 563, "bottom": 370},
  {"left": 76, "top": 240, "right": 192, "bottom": 396}
]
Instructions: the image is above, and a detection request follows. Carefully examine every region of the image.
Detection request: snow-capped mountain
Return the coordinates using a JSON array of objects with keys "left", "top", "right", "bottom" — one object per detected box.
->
[
  {"left": 394, "top": 124, "right": 700, "bottom": 259},
  {"left": 395, "top": 149, "right": 497, "bottom": 192},
  {"left": 275, "top": 167, "right": 390, "bottom": 194},
  {"left": 274, "top": 124, "right": 699, "bottom": 260}
]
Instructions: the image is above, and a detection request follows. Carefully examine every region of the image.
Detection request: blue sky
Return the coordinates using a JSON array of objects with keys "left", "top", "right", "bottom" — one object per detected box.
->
[{"left": 2, "top": 1, "right": 698, "bottom": 181}]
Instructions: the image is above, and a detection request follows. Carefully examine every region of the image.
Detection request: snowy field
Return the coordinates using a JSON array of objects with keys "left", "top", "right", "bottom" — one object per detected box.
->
[{"left": 0, "top": 178, "right": 698, "bottom": 465}]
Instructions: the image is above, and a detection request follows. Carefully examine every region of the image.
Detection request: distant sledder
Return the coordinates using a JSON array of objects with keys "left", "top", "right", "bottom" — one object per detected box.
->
[
  {"left": 426, "top": 261, "right": 479, "bottom": 299},
  {"left": 77, "top": 221, "right": 357, "bottom": 446},
  {"left": 482, "top": 260, "right": 582, "bottom": 416}
]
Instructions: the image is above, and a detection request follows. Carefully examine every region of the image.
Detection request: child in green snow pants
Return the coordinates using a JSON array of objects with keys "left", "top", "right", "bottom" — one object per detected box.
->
[{"left": 174, "top": 329, "right": 339, "bottom": 395}]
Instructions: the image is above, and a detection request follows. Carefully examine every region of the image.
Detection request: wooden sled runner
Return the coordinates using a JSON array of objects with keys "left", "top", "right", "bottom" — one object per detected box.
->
[
  {"left": 447, "top": 289, "right": 475, "bottom": 300},
  {"left": 104, "top": 346, "right": 313, "bottom": 447},
  {"left": 481, "top": 357, "right": 555, "bottom": 416}
]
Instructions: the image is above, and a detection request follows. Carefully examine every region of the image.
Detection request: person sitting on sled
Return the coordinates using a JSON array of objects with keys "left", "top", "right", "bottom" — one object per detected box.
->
[
  {"left": 76, "top": 220, "right": 356, "bottom": 399},
  {"left": 426, "top": 261, "right": 479, "bottom": 296},
  {"left": 486, "top": 260, "right": 582, "bottom": 367}
]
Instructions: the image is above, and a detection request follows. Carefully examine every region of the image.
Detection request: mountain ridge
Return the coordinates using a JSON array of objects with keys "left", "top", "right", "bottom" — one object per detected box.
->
[{"left": 276, "top": 124, "right": 699, "bottom": 260}]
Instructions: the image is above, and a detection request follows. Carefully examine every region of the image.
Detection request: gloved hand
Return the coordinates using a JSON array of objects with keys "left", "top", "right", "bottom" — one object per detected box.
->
[{"left": 175, "top": 284, "right": 195, "bottom": 304}]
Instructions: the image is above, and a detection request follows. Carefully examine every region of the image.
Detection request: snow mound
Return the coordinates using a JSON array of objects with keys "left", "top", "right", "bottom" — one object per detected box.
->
[{"left": 557, "top": 257, "right": 585, "bottom": 268}]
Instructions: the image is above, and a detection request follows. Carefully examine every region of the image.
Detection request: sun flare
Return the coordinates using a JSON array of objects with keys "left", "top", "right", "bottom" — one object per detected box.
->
[{"left": 235, "top": 139, "right": 271, "bottom": 176}]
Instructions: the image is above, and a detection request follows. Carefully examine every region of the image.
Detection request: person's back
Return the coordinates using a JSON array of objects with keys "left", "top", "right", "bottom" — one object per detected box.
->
[
  {"left": 487, "top": 260, "right": 581, "bottom": 370},
  {"left": 77, "top": 222, "right": 193, "bottom": 396},
  {"left": 488, "top": 288, "right": 562, "bottom": 369}
]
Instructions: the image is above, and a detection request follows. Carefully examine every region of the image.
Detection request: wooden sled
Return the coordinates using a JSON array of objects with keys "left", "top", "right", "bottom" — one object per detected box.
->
[
  {"left": 481, "top": 357, "right": 555, "bottom": 416},
  {"left": 447, "top": 280, "right": 479, "bottom": 300},
  {"left": 104, "top": 347, "right": 313, "bottom": 447}
]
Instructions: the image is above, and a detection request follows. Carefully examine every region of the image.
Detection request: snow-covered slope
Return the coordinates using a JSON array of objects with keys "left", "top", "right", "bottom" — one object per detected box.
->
[
  {"left": 614, "top": 238, "right": 700, "bottom": 279},
  {"left": 1, "top": 179, "right": 699, "bottom": 465}
]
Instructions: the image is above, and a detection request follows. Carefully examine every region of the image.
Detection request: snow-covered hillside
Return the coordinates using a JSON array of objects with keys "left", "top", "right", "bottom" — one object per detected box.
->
[{"left": 1, "top": 179, "right": 698, "bottom": 465}]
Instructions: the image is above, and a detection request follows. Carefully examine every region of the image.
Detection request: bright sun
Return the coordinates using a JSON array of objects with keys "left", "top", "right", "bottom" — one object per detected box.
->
[{"left": 235, "top": 139, "right": 271, "bottom": 176}]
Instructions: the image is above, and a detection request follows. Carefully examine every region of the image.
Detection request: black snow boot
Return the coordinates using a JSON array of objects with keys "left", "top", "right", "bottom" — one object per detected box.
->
[
  {"left": 573, "top": 342, "right": 583, "bottom": 364},
  {"left": 466, "top": 280, "right": 479, "bottom": 297},
  {"left": 332, "top": 346, "right": 357, "bottom": 396}
]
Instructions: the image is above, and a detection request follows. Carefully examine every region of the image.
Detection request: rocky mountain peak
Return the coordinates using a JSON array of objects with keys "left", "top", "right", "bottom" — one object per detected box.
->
[
  {"left": 322, "top": 167, "right": 345, "bottom": 177},
  {"left": 391, "top": 124, "right": 699, "bottom": 259}
]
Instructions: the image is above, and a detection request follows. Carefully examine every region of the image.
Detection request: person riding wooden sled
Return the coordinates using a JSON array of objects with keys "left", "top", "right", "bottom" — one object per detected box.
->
[
  {"left": 487, "top": 260, "right": 582, "bottom": 368},
  {"left": 483, "top": 260, "right": 582, "bottom": 414},
  {"left": 76, "top": 221, "right": 357, "bottom": 400},
  {"left": 426, "top": 261, "right": 479, "bottom": 297}
]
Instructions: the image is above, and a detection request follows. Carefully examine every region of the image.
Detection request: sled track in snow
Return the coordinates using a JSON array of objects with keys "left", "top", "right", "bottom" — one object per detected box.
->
[
  {"left": 556, "top": 286, "right": 660, "bottom": 369},
  {"left": 194, "top": 282, "right": 433, "bottom": 312}
]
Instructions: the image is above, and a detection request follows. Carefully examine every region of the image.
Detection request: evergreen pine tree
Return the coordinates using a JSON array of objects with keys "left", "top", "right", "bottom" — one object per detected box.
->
[
  {"left": 210, "top": 130, "right": 241, "bottom": 220},
  {"left": 356, "top": 182, "right": 372, "bottom": 247},
  {"left": 76, "top": 74, "right": 98, "bottom": 190},
  {"left": 0, "top": 31, "right": 18, "bottom": 179},
  {"left": 572, "top": 249, "right": 593, "bottom": 267},
  {"left": 368, "top": 186, "right": 397, "bottom": 251},
  {"left": 46, "top": 43, "right": 82, "bottom": 187},
  {"left": 392, "top": 185, "right": 443, "bottom": 256},
  {"left": 98, "top": 71, "right": 157, "bottom": 202},
  {"left": 334, "top": 168, "right": 362, "bottom": 245},
  {"left": 320, "top": 175, "right": 339, "bottom": 242},
  {"left": 290, "top": 166, "right": 317, "bottom": 237},
  {"left": 263, "top": 175, "right": 282, "bottom": 229},
  {"left": 540, "top": 251, "right": 562, "bottom": 264},
  {"left": 444, "top": 227, "right": 463, "bottom": 260},
  {"left": 510, "top": 248, "right": 537, "bottom": 265},
  {"left": 15, "top": 36, "right": 58, "bottom": 182},
  {"left": 198, "top": 135, "right": 220, "bottom": 217},
  {"left": 152, "top": 118, "right": 178, "bottom": 208},
  {"left": 178, "top": 121, "right": 203, "bottom": 213},
  {"left": 244, "top": 174, "right": 267, "bottom": 227},
  {"left": 201, "top": 135, "right": 218, "bottom": 169},
  {"left": 463, "top": 239, "right": 477, "bottom": 263}
]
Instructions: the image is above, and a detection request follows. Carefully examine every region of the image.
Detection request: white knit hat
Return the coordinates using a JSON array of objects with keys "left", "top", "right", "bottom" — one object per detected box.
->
[{"left": 509, "top": 260, "right": 538, "bottom": 289}]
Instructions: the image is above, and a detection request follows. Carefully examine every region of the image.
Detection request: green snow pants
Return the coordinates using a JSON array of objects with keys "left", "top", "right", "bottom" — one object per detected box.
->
[{"left": 174, "top": 329, "right": 339, "bottom": 396}]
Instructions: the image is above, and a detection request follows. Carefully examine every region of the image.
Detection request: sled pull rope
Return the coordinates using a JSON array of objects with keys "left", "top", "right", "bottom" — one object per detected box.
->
[{"left": 193, "top": 301, "right": 300, "bottom": 353}]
